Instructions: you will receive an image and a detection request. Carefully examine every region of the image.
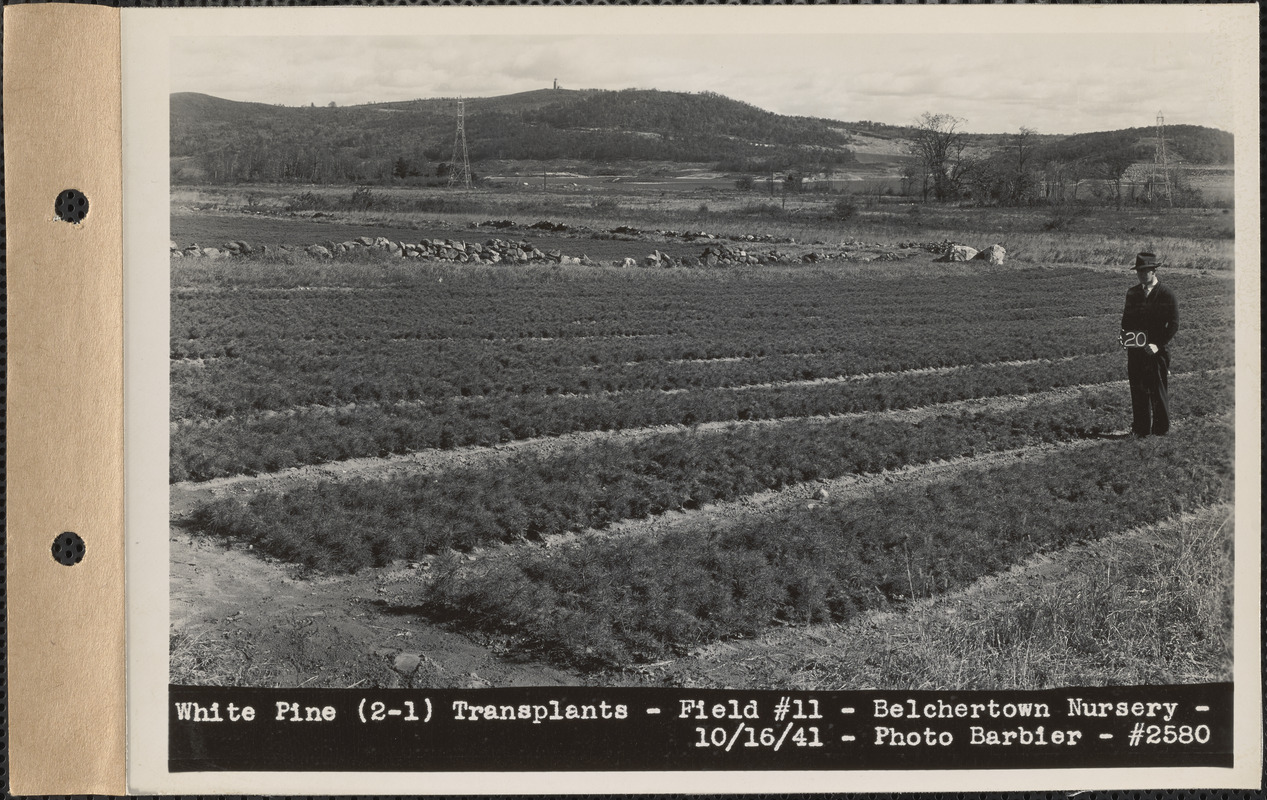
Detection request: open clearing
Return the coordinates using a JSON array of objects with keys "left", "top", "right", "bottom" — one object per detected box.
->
[{"left": 170, "top": 201, "right": 1236, "bottom": 689}]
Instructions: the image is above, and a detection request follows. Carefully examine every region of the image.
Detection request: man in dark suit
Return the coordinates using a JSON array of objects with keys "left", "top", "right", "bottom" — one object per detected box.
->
[{"left": 1120, "top": 252, "right": 1180, "bottom": 437}]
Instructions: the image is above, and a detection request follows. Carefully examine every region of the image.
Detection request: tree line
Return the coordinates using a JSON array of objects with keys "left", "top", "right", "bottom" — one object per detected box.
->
[{"left": 904, "top": 113, "right": 1232, "bottom": 207}]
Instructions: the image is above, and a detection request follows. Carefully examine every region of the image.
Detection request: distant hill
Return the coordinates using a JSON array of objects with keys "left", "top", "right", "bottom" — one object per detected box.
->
[
  {"left": 1031, "top": 124, "right": 1233, "bottom": 168},
  {"left": 170, "top": 89, "right": 1232, "bottom": 186},
  {"left": 172, "top": 88, "right": 857, "bottom": 184}
]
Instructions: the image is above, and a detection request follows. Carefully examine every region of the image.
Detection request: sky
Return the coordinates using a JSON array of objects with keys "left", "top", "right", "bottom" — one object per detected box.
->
[{"left": 172, "top": 33, "right": 1236, "bottom": 135}]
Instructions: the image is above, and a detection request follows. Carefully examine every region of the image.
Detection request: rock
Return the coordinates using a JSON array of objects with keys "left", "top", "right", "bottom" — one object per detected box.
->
[
  {"left": 169, "top": 240, "right": 179, "bottom": 251},
  {"left": 373, "top": 237, "right": 392, "bottom": 248},
  {"left": 937, "top": 245, "right": 978, "bottom": 262},
  {"left": 357, "top": 236, "right": 375, "bottom": 246},
  {"left": 305, "top": 245, "right": 332, "bottom": 258},
  {"left": 974, "top": 244, "right": 1006, "bottom": 265},
  {"left": 621, "top": 258, "right": 638, "bottom": 269},
  {"left": 393, "top": 653, "right": 422, "bottom": 674},
  {"left": 202, "top": 247, "right": 222, "bottom": 258},
  {"left": 171, "top": 250, "right": 183, "bottom": 259}
]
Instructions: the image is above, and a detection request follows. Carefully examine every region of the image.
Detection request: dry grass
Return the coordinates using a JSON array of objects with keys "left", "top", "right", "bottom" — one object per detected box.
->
[
  {"left": 169, "top": 628, "right": 266, "bottom": 686},
  {"left": 631, "top": 504, "right": 1234, "bottom": 690}
]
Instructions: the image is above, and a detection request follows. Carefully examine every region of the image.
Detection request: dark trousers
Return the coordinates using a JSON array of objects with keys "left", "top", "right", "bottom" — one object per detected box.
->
[{"left": 1127, "top": 348, "right": 1170, "bottom": 436}]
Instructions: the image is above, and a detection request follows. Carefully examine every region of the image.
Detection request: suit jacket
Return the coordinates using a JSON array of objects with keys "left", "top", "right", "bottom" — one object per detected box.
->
[{"left": 1121, "top": 281, "right": 1179, "bottom": 350}]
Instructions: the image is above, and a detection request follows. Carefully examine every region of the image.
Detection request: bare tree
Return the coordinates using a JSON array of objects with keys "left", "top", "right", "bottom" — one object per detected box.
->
[
  {"left": 1010, "top": 127, "right": 1038, "bottom": 204},
  {"left": 1098, "top": 149, "right": 1137, "bottom": 208},
  {"left": 911, "top": 113, "right": 969, "bottom": 201}
]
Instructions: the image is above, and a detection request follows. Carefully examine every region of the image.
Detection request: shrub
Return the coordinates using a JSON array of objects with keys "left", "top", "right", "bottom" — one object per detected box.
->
[
  {"left": 1043, "top": 205, "right": 1081, "bottom": 231},
  {"left": 832, "top": 197, "right": 859, "bottom": 221},
  {"left": 346, "top": 186, "right": 382, "bottom": 210}
]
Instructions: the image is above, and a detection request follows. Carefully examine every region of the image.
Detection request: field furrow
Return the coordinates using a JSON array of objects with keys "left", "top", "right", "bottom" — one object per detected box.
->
[
  {"left": 172, "top": 377, "right": 1143, "bottom": 513},
  {"left": 184, "top": 372, "right": 1231, "bottom": 572},
  {"left": 169, "top": 206, "right": 1241, "bottom": 690},
  {"left": 421, "top": 415, "right": 1233, "bottom": 667}
]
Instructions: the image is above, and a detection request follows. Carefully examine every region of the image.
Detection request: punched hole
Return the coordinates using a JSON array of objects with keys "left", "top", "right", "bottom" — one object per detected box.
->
[
  {"left": 55, "top": 189, "right": 89, "bottom": 223},
  {"left": 52, "top": 532, "right": 86, "bottom": 566}
]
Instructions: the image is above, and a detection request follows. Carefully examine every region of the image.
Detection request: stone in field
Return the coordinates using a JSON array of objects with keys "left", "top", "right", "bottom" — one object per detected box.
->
[
  {"left": 937, "top": 244, "right": 978, "bottom": 262},
  {"left": 305, "top": 244, "right": 332, "bottom": 258},
  {"left": 357, "top": 236, "right": 375, "bottom": 246},
  {"left": 974, "top": 243, "right": 1007, "bottom": 265},
  {"left": 393, "top": 653, "right": 422, "bottom": 674},
  {"left": 621, "top": 258, "right": 637, "bottom": 269}
]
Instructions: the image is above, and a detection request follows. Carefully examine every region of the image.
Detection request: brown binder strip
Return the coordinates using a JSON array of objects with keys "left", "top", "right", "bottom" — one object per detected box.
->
[{"left": 4, "top": 4, "right": 126, "bottom": 795}]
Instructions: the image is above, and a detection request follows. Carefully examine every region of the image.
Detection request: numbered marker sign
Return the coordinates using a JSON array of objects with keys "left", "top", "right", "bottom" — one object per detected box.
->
[{"left": 1121, "top": 330, "right": 1149, "bottom": 348}]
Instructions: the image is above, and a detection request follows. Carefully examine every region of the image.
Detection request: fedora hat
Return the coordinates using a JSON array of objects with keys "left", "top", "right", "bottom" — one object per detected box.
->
[{"left": 1133, "top": 252, "right": 1162, "bottom": 271}]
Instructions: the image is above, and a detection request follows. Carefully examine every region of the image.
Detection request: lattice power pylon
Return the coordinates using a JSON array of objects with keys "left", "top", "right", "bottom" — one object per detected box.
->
[
  {"left": 1147, "top": 110, "right": 1172, "bottom": 205},
  {"left": 448, "top": 98, "right": 472, "bottom": 189}
]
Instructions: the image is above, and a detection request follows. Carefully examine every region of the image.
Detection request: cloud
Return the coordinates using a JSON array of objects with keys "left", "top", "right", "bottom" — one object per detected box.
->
[{"left": 172, "top": 32, "right": 1234, "bottom": 133}]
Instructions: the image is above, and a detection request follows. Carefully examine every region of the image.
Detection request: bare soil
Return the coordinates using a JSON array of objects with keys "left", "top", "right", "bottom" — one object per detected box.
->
[{"left": 170, "top": 525, "right": 576, "bottom": 688}]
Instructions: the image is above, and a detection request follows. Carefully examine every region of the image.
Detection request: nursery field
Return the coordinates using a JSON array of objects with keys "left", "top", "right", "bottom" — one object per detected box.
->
[{"left": 171, "top": 253, "right": 1237, "bottom": 686}]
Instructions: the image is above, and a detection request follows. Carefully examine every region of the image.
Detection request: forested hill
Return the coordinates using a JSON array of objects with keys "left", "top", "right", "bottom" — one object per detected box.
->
[
  {"left": 171, "top": 88, "right": 857, "bottom": 184},
  {"left": 171, "top": 88, "right": 1233, "bottom": 186},
  {"left": 1036, "top": 125, "right": 1233, "bottom": 168}
]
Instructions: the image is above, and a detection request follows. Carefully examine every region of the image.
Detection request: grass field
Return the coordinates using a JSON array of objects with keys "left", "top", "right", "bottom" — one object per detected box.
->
[{"left": 170, "top": 195, "right": 1238, "bottom": 688}]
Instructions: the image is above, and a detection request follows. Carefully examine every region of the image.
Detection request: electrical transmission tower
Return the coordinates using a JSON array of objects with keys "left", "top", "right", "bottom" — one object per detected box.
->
[
  {"left": 448, "top": 98, "right": 472, "bottom": 189},
  {"left": 1147, "top": 110, "right": 1171, "bottom": 205}
]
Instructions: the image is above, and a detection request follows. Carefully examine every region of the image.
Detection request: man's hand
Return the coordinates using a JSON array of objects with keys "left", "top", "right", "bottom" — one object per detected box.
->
[{"left": 1147, "top": 343, "right": 1159, "bottom": 354}]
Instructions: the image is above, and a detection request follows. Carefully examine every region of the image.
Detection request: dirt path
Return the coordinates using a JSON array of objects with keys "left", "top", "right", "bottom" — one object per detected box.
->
[
  {"left": 170, "top": 376, "right": 1127, "bottom": 517},
  {"left": 171, "top": 435, "right": 1104, "bottom": 689}
]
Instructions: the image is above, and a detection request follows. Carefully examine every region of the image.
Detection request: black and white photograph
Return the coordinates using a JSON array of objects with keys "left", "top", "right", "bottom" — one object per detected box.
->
[{"left": 119, "top": 3, "right": 1260, "bottom": 790}]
